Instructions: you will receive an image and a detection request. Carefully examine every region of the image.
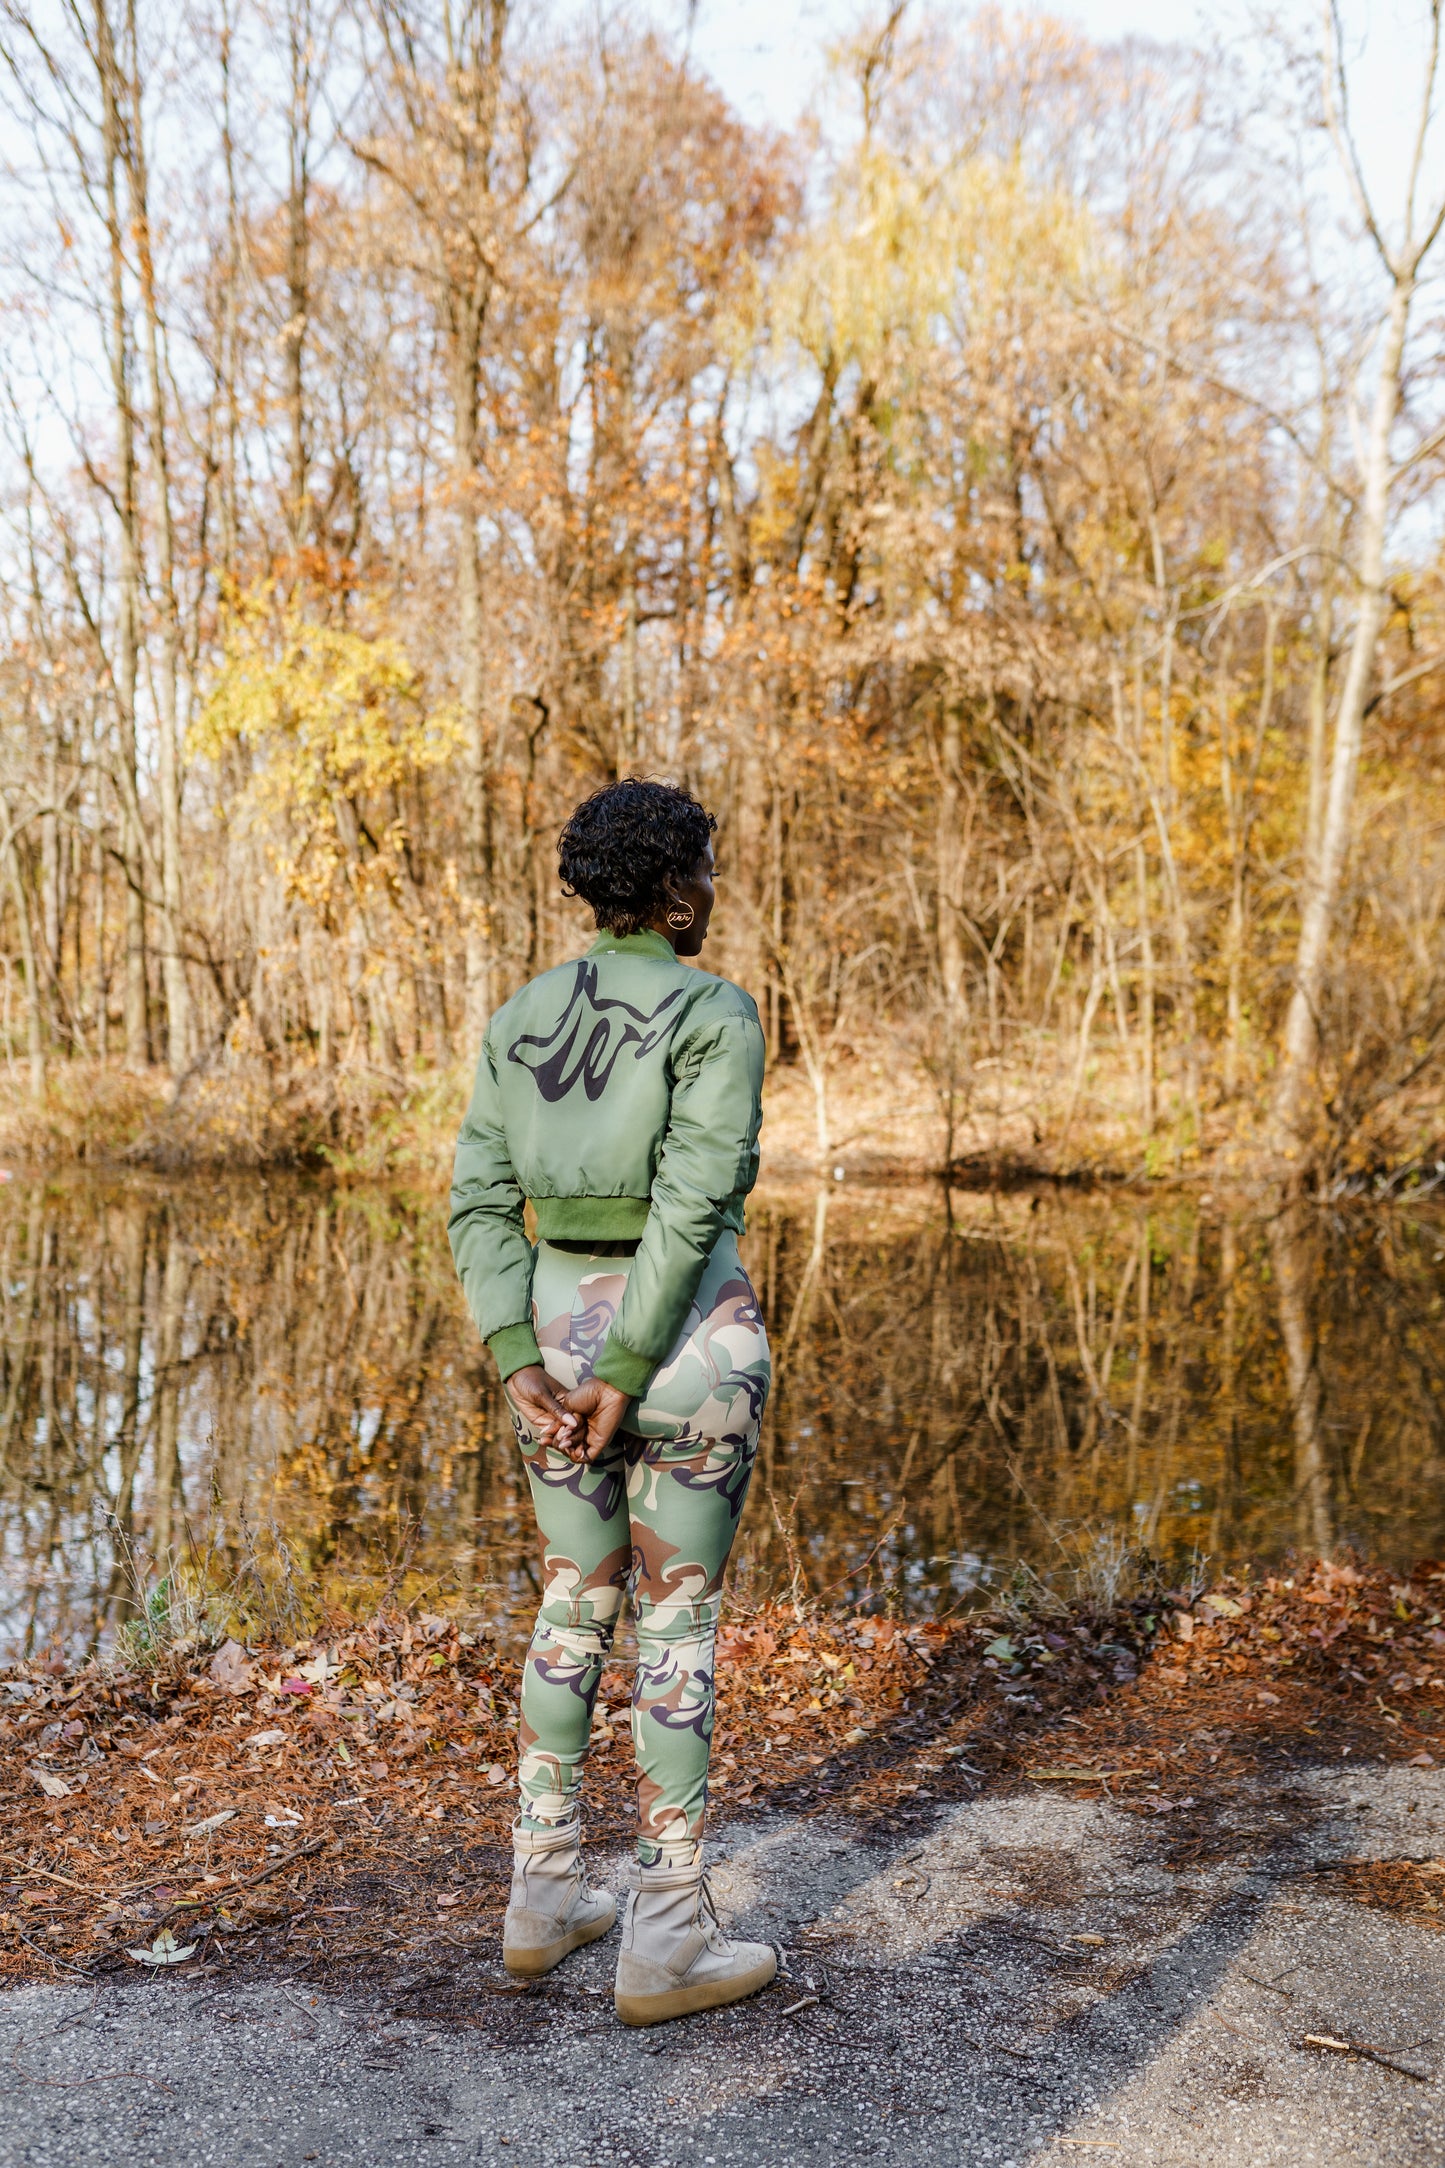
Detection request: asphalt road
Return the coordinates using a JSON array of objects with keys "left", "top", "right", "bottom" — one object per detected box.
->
[{"left": 1, "top": 1766, "right": 1442, "bottom": 2166}]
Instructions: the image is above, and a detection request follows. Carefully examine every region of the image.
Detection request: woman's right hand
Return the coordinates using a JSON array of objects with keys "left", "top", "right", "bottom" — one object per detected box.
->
[
  {"left": 507, "top": 1365, "right": 580, "bottom": 1451},
  {"left": 555, "top": 1377, "right": 631, "bottom": 1463}
]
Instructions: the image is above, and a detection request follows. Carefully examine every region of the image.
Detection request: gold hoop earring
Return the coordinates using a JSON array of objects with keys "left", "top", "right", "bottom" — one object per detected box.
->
[{"left": 666, "top": 902, "right": 695, "bottom": 932}]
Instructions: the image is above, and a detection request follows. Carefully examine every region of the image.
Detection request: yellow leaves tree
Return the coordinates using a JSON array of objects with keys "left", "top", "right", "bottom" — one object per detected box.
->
[{"left": 196, "top": 591, "right": 463, "bottom": 924}]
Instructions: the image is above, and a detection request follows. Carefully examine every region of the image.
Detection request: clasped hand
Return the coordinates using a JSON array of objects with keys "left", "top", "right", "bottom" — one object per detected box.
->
[{"left": 507, "top": 1364, "right": 630, "bottom": 1463}]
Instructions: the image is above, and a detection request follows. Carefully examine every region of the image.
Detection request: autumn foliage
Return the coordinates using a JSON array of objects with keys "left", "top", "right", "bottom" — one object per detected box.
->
[{"left": 0, "top": 5, "right": 1442, "bottom": 1180}]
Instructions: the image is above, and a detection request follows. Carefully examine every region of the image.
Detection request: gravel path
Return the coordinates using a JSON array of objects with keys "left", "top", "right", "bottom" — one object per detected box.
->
[{"left": 1, "top": 1765, "right": 1441, "bottom": 2167}]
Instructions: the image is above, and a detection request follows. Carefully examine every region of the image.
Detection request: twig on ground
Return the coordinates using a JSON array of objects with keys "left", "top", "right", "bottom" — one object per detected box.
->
[
  {"left": 234, "top": 1838, "right": 326, "bottom": 1892},
  {"left": 1299, "top": 2033, "right": 1433, "bottom": 2082}
]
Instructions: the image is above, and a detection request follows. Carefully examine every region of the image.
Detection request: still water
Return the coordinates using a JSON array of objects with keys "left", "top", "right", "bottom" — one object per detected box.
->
[{"left": 1, "top": 1173, "right": 1443, "bottom": 1663}]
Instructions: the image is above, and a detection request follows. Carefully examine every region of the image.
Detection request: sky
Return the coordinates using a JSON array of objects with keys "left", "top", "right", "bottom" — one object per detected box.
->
[
  {"left": 658, "top": 0, "right": 1432, "bottom": 245},
  {"left": 679, "top": 0, "right": 1205, "bottom": 129}
]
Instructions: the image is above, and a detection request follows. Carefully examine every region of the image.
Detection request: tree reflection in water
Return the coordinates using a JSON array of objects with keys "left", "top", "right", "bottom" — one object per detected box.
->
[{"left": 0, "top": 1175, "right": 1443, "bottom": 1662}]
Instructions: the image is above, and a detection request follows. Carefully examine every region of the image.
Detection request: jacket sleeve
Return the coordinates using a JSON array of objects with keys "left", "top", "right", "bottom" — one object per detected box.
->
[
  {"left": 447, "top": 1031, "right": 541, "bottom": 1382},
  {"left": 593, "top": 1000, "right": 765, "bottom": 1398}
]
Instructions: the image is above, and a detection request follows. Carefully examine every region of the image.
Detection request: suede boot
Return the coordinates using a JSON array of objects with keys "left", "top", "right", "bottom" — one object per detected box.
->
[
  {"left": 502, "top": 1815, "right": 616, "bottom": 1977},
  {"left": 614, "top": 1851, "right": 777, "bottom": 2026}
]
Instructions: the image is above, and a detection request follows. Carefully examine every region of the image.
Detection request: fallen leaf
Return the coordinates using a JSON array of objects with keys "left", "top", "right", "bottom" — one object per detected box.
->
[
  {"left": 1070, "top": 1934, "right": 1109, "bottom": 1948},
  {"left": 247, "top": 1729, "right": 286, "bottom": 1749},
  {"left": 485, "top": 1764, "right": 508, "bottom": 1786},
  {"left": 30, "top": 1769, "right": 69, "bottom": 1799},
  {"left": 436, "top": 1891, "right": 462, "bottom": 1908},
  {"left": 126, "top": 1929, "right": 197, "bottom": 1967},
  {"left": 182, "top": 1809, "right": 236, "bottom": 1840},
  {"left": 296, "top": 1654, "right": 332, "bottom": 1685},
  {"left": 264, "top": 1810, "right": 303, "bottom": 1828},
  {"left": 207, "top": 1640, "right": 254, "bottom": 1694}
]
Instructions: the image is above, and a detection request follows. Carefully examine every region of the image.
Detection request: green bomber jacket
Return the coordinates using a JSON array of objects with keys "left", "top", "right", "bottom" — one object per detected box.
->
[{"left": 447, "top": 928, "right": 766, "bottom": 1398}]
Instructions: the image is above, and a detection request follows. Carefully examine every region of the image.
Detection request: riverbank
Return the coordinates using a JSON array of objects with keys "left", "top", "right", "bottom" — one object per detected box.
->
[
  {"left": 0, "top": 1046, "right": 1260, "bottom": 1187},
  {"left": 0, "top": 1048, "right": 1040, "bottom": 1182},
  {"left": 2, "top": 1043, "right": 1441, "bottom": 1191},
  {"left": 2, "top": 1558, "right": 1440, "bottom": 1992}
]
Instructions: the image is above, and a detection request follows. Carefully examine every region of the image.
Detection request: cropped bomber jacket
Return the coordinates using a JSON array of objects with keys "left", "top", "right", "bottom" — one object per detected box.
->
[{"left": 447, "top": 928, "right": 766, "bottom": 1398}]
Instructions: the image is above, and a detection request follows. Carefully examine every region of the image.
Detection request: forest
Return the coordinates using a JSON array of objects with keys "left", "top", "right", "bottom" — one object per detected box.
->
[{"left": 0, "top": 0, "right": 1443, "bottom": 1183}]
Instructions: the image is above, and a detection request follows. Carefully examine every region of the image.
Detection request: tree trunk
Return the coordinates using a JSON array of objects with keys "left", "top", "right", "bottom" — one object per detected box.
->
[
  {"left": 454, "top": 301, "right": 493, "bottom": 1041},
  {"left": 95, "top": 0, "right": 149, "bottom": 1071},
  {"left": 218, "top": 1, "right": 241, "bottom": 585},
  {"left": 936, "top": 700, "right": 968, "bottom": 1027},
  {"left": 282, "top": 0, "right": 312, "bottom": 549},
  {"left": 6, "top": 836, "right": 44, "bottom": 1100},
  {"left": 123, "top": 0, "right": 190, "bottom": 1074},
  {"left": 1272, "top": 277, "right": 1412, "bottom": 1167},
  {"left": 1134, "top": 840, "right": 1155, "bottom": 1135},
  {"left": 92, "top": 762, "right": 108, "bottom": 1061}
]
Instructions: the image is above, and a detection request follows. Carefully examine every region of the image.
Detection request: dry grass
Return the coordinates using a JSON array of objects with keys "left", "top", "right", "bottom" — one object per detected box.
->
[
  {"left": 5, "top": 1031, "right": 1439, "bottom": 1186},
  {"left": 0, "top": 1040, "right": 1205, "bottom": 1182},
  {"left": 0, "top": 1058, "right": 467, "bottom": 1176}
]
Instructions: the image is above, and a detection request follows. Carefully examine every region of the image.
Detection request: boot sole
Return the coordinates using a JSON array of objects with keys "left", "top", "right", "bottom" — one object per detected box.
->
[
  {"left": 614, "top": 1950, "right": 778, "bottom": 2027},
  {"left": 503, "top": 1906, "right": 616, "bottom": 1978}
]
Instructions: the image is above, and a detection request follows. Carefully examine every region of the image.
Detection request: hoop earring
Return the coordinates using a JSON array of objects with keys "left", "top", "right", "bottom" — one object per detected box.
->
[{"left": 666, "top": 902, "right": 696, "bottom": 932}]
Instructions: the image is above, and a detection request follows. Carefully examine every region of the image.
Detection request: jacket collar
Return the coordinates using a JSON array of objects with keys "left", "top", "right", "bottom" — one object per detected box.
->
[{"left": 587, "top": 929, "right": 677, "bottom": 962}]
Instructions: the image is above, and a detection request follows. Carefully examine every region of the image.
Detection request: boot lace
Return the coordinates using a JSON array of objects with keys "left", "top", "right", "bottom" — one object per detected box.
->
[{"left": 696, "top": 1870, "right": 733, "bottom": 1953}]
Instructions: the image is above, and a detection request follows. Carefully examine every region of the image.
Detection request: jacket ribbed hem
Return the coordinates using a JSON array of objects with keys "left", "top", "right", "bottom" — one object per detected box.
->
[
  {"left": 593, "top": 1335, "right": 656, "bottom": 1398},
  {"left": 532, "top": 1195, "right": 651, "bottom": 1242},
  {"left": 488, "top": 1321, "right": 544, "bottom": 1381}
]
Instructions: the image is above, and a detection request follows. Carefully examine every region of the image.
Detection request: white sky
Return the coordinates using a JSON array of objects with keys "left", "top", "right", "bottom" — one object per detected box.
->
[
  {"left": 678, "top": 0, "right": 1206, "bottom": 126},
  {"left": 660, "top": 0, "right": 1434, "bottom": 246}
]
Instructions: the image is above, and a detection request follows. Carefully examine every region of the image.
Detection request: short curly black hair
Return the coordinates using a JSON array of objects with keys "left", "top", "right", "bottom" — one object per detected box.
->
[{"left": 558, "top": 778, "right": 716, "bottom": 936}]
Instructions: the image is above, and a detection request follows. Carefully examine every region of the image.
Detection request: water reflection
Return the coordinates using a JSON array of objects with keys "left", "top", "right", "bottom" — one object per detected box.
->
[{"left": 1, "top": 1174, "right": 1443, "bottom": 1662}]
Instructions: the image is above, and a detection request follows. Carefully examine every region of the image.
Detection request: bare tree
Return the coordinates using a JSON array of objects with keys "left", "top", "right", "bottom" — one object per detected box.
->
[{"left": 1272, "top": 2, "right": 1445, "bottom": 1168}]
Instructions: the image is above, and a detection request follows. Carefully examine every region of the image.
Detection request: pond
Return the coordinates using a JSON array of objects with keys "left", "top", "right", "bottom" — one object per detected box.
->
[{"left": 0, "top": 1171, "right": 1442, "bottom": 1663}]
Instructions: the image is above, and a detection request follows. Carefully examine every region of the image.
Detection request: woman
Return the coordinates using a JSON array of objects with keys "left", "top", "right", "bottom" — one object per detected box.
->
[{"left": 448, "top": 777, "right": 775, "bottom": 2027}]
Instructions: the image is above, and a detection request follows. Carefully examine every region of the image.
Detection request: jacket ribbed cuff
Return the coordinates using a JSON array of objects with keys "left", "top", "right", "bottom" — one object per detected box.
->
[
  {"left": 593, "top": 1335, "right": 655, "bottom": 1399},
  {"left": 488, "top": 1322, "right": 543, "bottom": 1382}
]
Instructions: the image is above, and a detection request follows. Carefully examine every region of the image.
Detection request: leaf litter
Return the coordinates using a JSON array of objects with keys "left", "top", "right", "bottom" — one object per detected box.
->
[{"left": 0, "top": 1558, "right": 1438, "bottom": 1989}]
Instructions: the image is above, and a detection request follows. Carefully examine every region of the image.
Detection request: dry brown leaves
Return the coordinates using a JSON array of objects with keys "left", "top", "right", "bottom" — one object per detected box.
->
[
  {"left": 1319, "top": 1859, "right": 1445, "bottom": 1930},
  {"left": 1, "top": 1560, "right": 1441, "bottom": 1986},
  {"left": 0, "top": 1605, "right": 943, "bottom": 1985}
]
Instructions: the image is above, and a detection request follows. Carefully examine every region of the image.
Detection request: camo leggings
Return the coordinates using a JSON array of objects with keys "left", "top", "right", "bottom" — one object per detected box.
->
[{"left": 506, "top": 1235, "right": 769, "bottom": 1864}]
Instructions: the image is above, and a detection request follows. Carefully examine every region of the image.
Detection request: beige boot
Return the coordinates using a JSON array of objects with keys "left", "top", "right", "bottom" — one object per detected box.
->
[
  {"left": 502, "top": 1815, "right": 616, "bottom": 1977},
  {"left": 614, "top": 1851, "right": 777, "bottom": 2026}
]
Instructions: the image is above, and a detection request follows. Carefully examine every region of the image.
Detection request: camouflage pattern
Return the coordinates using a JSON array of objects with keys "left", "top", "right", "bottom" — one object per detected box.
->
[{"left": 506, "top": 1234, "right": 769, "bottom": 1863}]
